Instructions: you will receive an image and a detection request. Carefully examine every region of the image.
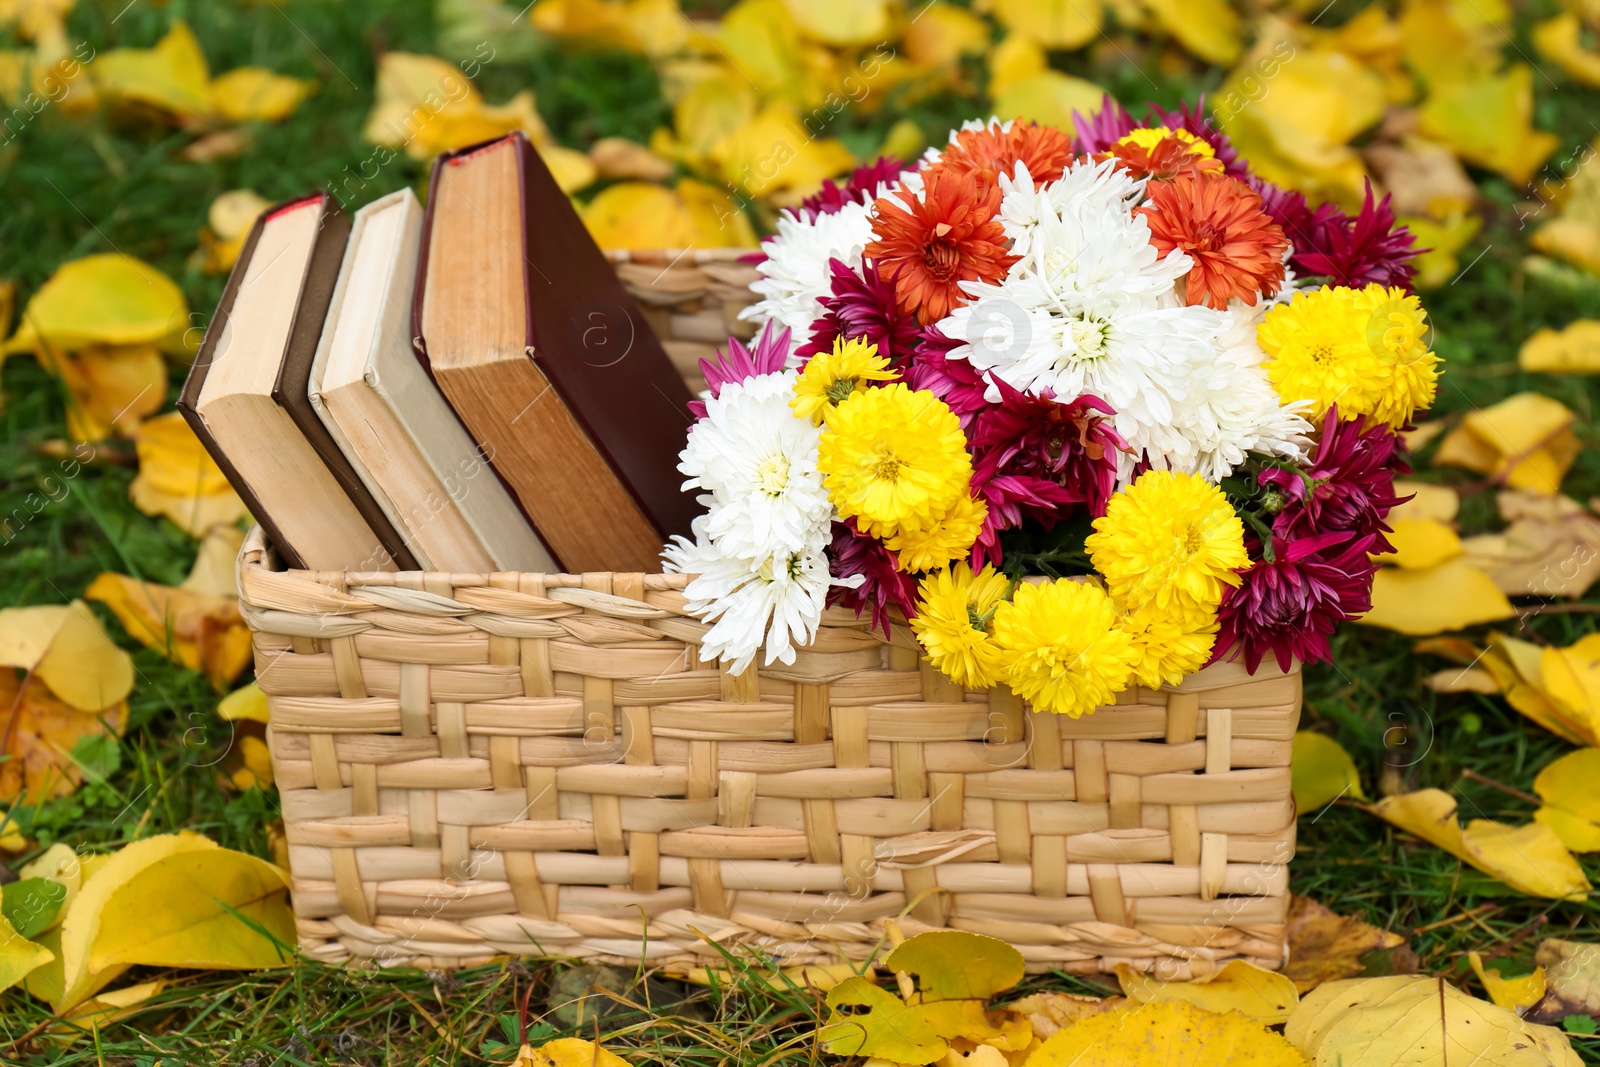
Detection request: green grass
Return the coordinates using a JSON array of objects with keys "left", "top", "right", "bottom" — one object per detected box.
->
[{"left": 3, "top": 0, "right": 1600, "bottom": 1062}]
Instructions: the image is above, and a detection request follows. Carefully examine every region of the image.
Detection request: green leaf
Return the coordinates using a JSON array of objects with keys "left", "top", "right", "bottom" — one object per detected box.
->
[
  {"left": 1292, "top": 731, "right": 1366, "bottom": 812},
  {"left": 1, "top": 878, "right": 66, "bottom": 939}
]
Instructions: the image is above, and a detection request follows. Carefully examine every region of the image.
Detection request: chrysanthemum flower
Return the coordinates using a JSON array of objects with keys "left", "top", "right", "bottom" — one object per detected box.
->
[
  {"left": 935, "top": 118, "right": 1078, "bottom": 192},
  {"left": 1211, "top": 530, "right": 1378, "bottom": 673},
  {"left": 690, "top": 324, "right": 793, "bottom": 418},
  {"left": 1263, "top": 406, "right": 1408, "bottom": 551},
  {"left": 992, "top": 579, "right": 1137, "bottom": 717},
  {"left": 1257, "top": 287, "right": 1385, "bottom": 424},
  {"left": 818, "top": 383, "right": 974, "bottom": 538},
  {"left": 1118, "top": 600, "right": 1219, "bottom": 689},
  {"left": 886, "top": 490, "right": 988, "bottom": 572},
  {"left": 969, "top": 380, "right": 1126, "bottom": 517},
  {"left": 826, "top": 519, "right": 918, "bottom": 637},
  {"left": 865, "top": 167, "right": 1019, "bottom": 322},
  {"left": 1285, "top": 183, "right": 1417, "bottom": 291},
  {"left": 744, "top": 200, "right": 876, "bottom": 335},
  {"left": 1104, "top": 126, "right": 1223, "bottom": 182},
  {"left": 904, "top": 325, "right": 993, "bottom": 422},
  {"left": 798, "top": 156, "right": 913, "bottom": 219},
  {"left": 797, "top": 258, "right": 922, "bottom": 365},
  {"left": 1138, "top": 174, "right": 1288, "bottom": 310},
  {"left": 792, "top": 337, "right": 898, "bottom": 425},
  {"left": 1086, "top": 470, "right": 1250, "bottom": 613},
  {"left": 910, "top": 563, "right": 1012, "bottom": 688},
  {"left": 1352, "top": 285, "right": 1439, "bottom": 429}
]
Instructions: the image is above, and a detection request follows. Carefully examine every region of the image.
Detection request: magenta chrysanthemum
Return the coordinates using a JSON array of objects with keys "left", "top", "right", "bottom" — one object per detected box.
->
[
  {"left": 1290, "top": 183, "right": 1419, "bottom": 290},
  {"left": 797, "top": 257, "right": 921, "bottom": 364},
  {"left": 825, "top": 520, "right": 918, "bottom": 636},
  {"left": 1072, "top": 95, "right": 1138, "bottom": 153},
  {"left": 1262, "top": 407, "right": 1409, "bottom": 551},
  {"left": 969, "top": 380, "right": 1125, "bottom": 515},
  {"left": 689, "top": 323, "right": 792, "bottom": 418},
  {"left": 1212, "top": 531, "right": 1378, "bottom": 673}
]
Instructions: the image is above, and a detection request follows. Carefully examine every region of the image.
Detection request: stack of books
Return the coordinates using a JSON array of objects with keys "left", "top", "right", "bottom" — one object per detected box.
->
[{"left": 181, "top": 132, "right": 698, "bottom": 575}]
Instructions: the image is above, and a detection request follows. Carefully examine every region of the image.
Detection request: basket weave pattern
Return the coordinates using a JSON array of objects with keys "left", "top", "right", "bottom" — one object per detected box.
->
[{"left": 245, "top": 249, "right": 1300, "bottom": 977}]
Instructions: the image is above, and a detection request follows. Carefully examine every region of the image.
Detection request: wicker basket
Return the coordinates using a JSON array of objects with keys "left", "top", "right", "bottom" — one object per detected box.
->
[{"left": 241, "top": 249, "right": 1302, "bottom": 978}]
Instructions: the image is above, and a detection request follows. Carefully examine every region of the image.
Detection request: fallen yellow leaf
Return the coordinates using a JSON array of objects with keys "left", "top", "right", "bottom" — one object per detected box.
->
[
  {"left": 1403, "top": 212, "right": 1482, "bottom": 289},
  {"left": 0, "top": 599, "right": 133, "bottom": 713},
  {"left": 208, "top": 66, "right": 314, "bottom": 123},
  {"left": 53, "top": 979, "right": 164, "bottom": 1037},
  {"left": 1371, "top": 788, "right": 1591, "bottom": 900},
  {"left": 199, "top": 189, "right": 271, "bottom": 274},
  {"left": 36, "top": 342, "right": 167, "bottom": 442},
  {"left": 1286, "top": 975, "right": 1579, "bottom": 1067},
  {"left": 1366, "top": 139, "right": 1477, "bottom": 219},
  {"left": 1292, "top": 731, "right": 1366, "bottom": 811},
  {"left": 679, "top": 961, "right": 857, "bottom": 992},
  {"left": 904, "top": 4, "right": 989, "bottom": 72},
  {"left": 783, "top": 0, "right": 887, "bottom": 46},
  {"left": 3, "top": 253, "right": 190, "bottom": 357},
  {"left": 86, "top": 846, "right": 293, "bottom": 971},
  {"left": 89, "top": 19, "right": 210, "bottom": 119},
  {"left": 986, "top": 34, "right": 1048, "bottom": 100},
  {"left": 1533, "top": 748, "right": 1600, "bottom": 852},
  {"left": 0, "top": 671, "right": 127, "bottom": 804},
  {"left": 1383, "top": 517, "right": 1464, "bottom": 569},
  {"left": 1434, "top": 392, "right": 1578, "bottom": 494},
  {"left": 1389, "top": 481, "right": 1460, "bottom": 523},
  {"left": 1024, "top": 999, "right": 1307, "bottom": 1066},
  {"left": 1417, "top": 65, "right": 1560, "bottom": 186},
  {"left": 1117, "top": 958, "right": 1299, "bottom": 1025},
  {"left": 1520, "top": 320, "right": 1600, "bottom": 374},
  {"left": 1283, "top": 895, "right": 1406, "bottom": 993},
  {"left": 85, "top": 573, "right": 251, "bottom": 688},
  {"left": 181, "top": 524, "right": 245, "bottom": 600},
  {"left": 515, "top": 1038, "right": 632, "bottom": 1067},
  {"left": 1533, "top": 13, "right": 1600, "bottom": 89},
  {"left": 1399, "top": 0, "right": 1507, "bottom": 86},
  {"left": 991, "top": 71, "right": 1108, "bottom": 141},
  {"left": 128, "top": 411, "right": 248, "bottom": 538},
  {"left": 1361, "top": 557, "right": 1516, "bottom": 635},
  {"left": 362, "top": 51, "right": 551, "bottom": 162},
  {"left": 588, "top": 136, "right": 673, "bottom": 181},
  {"left": 1141, "top": 0, "right": 1241, "bottom": 65},
  {"left": 989, "top": 0, "right": 1102, "bottom": 50},
  {"left": 999, "top": 991, "right": 1124, "bottom": 1039},
  {"left": 1470, "top": 951, "right": 1548, "bottom": 1013},
  {"left": 217, "top": 681, "right": 268, "bottom": 724},
  {"left": 1459, "top": 504, "right": 1600, "bottom": 599},
  {"left": 1531, "top": 938, "right": 1600, "bottom": 1021},
  {"left": 0, "top": 907, "right": 53, "bottom": 994},
  {"left": 709, "top": 102, "right": 854, "bottom": 203}
]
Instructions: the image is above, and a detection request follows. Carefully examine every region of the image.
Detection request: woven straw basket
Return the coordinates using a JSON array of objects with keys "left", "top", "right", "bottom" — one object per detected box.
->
[{"left": 241, "top": 249, "right": 1302, "bottom": 978}]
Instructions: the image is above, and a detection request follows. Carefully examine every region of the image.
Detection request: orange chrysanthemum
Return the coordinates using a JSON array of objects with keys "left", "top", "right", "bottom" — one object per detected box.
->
[
  {"left": 933, "top": 119, "right": 1077, "bottom": 193},
  {"left": 1137, "top": 173, "right": 1289, "bottom": 311},
  {"left": 1101, "top": 128, "right": 1224, "bottom": 182},
  {"left": 866, "top": 167, "right": 1020, "bottom": 323}
]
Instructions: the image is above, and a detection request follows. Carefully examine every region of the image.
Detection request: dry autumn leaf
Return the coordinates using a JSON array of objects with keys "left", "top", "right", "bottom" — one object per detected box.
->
[
  {"left": 999, "top": 991, "right": 1124, "bottom": 1039},
  {"left": 1383, "top": 517, "right": 1464, "bottom": 569},
  {"left": 0, "top": 599, "right": 133, "bottom": 713},
  {"left": 128, "top": 411, "right": 249, "bottom": 537},
  {"left": 1389, "top": 481, "right": 1460, "bottom": 523},
  {"left": 1365, "top": 139, "right": 1477, "bottom": 219},
  {"left": 1469, "top": 951, "right": 1548, "bottom": 1014},
  {"left": 1533, "top": 747, "right": 1600, "bottom": 852},
  {"left": 989, "top": 0, "right": 1102, "bottom": 50},
  {"left": 514, "top": 1038, "right": 631, "bottom": 1067},
  {"left": 1417, "top": 65, "right": 1560, "bottom": 186},
  {"left": 529, "top": 0, "right": 692, "bottom": 58},
  {"left": 207, "top": 66, "right": 314, "bottom": 123},
  {"left": 1023, "top": 999, "right": 1307, "bottom": 1066},
  {"left": 987, "top": 33, "right": 1047, "bottom": 100},
  {"left": 1529, "top": 939, "right": 1600, "bottom": 1023},
  {"left": 0, "top": 907, "right": 53, "bottom": 994},
  {"left": 36, "top": 342, "right": 167, "bottom": 442},
  {"left": 89, "top": 19, "right": 210, "bottom": 119},
  {"left": 1361, "top": 556, "right": 1516, "bottom": 635},
  {"left": 1404, "top": 212, "right": 1483, "bottom": 289},
  {"left": 582, "top": 180, "right": 757, "bottom": 250},
  {"left": 1141, "top": 0, "right": 1242, "bottom": 65},
  {"left": 85, "top": 572, "right": 251, "bottom": 688},
  {"left": 1116, "top": 958, "right": 1299, "bottom": 1024},
  {"left": 1435, "top": 392, "right": 1579, "bottom": 495},
  {"left": 1292, "top": 731, "right": 1366, "bottom": 811},
  {"left": 1459, "top": 501, "right": 1600, "bottom": 599},
  {"left": 199, "top": 189, "right": 271, "bottom": 274},
  {"left": 2, "top": 253, "right": 190, "bottom": 358},
  {"left": 992, "top": 72, "right": 1109, "bottom": 139},
  {"left": 1371, "top": 788, "right": 1591, "bottom": 900},
  {"left": 587, "top": 136, "right": 674, "bottom": 181},
  {"left": 1286, "top": 975, "right": 1580, "bottom": 1067},
  {"left": 1283, "top": 896, "right": 1407, "bottom": 993},
  {"left": 680, "top": 961, "right": 857, "bottom": 993},
  {"left": 709, "top": 101, "right": 855, "bottom": 204},
  {"left": 1520, "top": 320, "right": 1600, "bottom": 374},
  {"left": 1533, "top": 13, "right": 1600, "bottom": 89},
  {"left": 217, "top": 681, "right": 268, "bottom": 725},
  {"left": 0, "top": 670, "right": 127, "bottom": 804}
]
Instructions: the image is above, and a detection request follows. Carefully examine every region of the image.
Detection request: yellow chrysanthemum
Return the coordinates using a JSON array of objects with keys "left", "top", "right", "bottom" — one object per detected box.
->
[
  {"left": 1352, "top": 284, "right": 1440, "bottom": 429},
  {"left": 1115, "top": 125, "right": 1215, "bottom": 158},
  {"left": 886, "top": 491, "right": 987, "bottom": 572},
  {"left": 1257, "top": 287, "right": 1387, "bottom": 423},
  {"left": 992, "top": 579, "right": 1136, "bottom": 717},
  {"left": 1085, "top": 470, "right": 1248, "bottom": 613},
  {"left": 791, "top": 337, "right": 898, "bottom": 425},
  {"left": 910, "top": 563, "right": 1012, "bottom": 689},
  {"left": 817, "top": 383, "right": 973, "bottom": 539},
  {"left": 1118, "top": 599, "right": 1219, "bottom": 689}
]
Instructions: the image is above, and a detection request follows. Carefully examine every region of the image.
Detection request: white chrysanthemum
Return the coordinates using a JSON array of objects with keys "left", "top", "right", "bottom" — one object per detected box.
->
[
  {"left": 742, "top": 200, "right": 875, "bottom": 336},
  {"left": 936, "top": 157, "right": 1306, "bottom": 481},
  {"left": 663, "top": 519, "right": 858, "bottom": 675},
  {"left": 678, "top": 371, "right": 831, "bottom": 559}
]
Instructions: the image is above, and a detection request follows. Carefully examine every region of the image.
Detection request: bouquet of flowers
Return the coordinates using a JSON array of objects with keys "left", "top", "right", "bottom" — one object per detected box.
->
[{"left": 663, "top": 99, "right": 1437, "bottom": 718}]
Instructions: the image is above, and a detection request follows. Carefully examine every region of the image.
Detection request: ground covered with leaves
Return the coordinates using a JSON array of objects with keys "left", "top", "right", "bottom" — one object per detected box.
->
[{"left": 3, "top": 0, "right": 1600, "bottom": 1063}]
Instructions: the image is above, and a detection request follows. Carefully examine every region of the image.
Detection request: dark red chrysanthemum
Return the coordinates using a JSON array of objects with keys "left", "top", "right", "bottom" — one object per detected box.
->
[
  {"left": 965, "top": 381, "right": 1127, "bottom": 569},
  {"left": 689, "top": 323, "right": 791, "bottom": 418},
  {"left": 936, "top": 119, "right": 1079, "bottom": 193},
  {"left": 1138, "top": 173, "right": 1289, "bottom": 309},
  {"left": 866, "top": 167, "right": 1019, "bottom": 322},
  {"left": 826, "top": 520, "right": 918, "bottom": 637},
  {"left": 904, "top": 325, "right": 992, "bottom": 423},
  {"left": 1283, "top": 182, "right": 1419, "bottom": 290},
  {"left": 798, "top": 156, "right": 915, "bottom": 219},
  {"left": 1262, "top": 407, "right": 1409, "bottom": 551},
  {"left": 797, "top": 257, "right": 921, "bottom": 365},
  {"left": 1211, "top": 530, "right": 1379, "bottom": 674}
]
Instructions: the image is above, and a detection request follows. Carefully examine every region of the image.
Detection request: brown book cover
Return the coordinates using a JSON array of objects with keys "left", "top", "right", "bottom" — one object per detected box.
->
[
  {"left": 179, "top": 192, "right": 420, "bottom": 572},
  {"left": 412, "top": 132, "right": 697, "bottom": 573}
]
